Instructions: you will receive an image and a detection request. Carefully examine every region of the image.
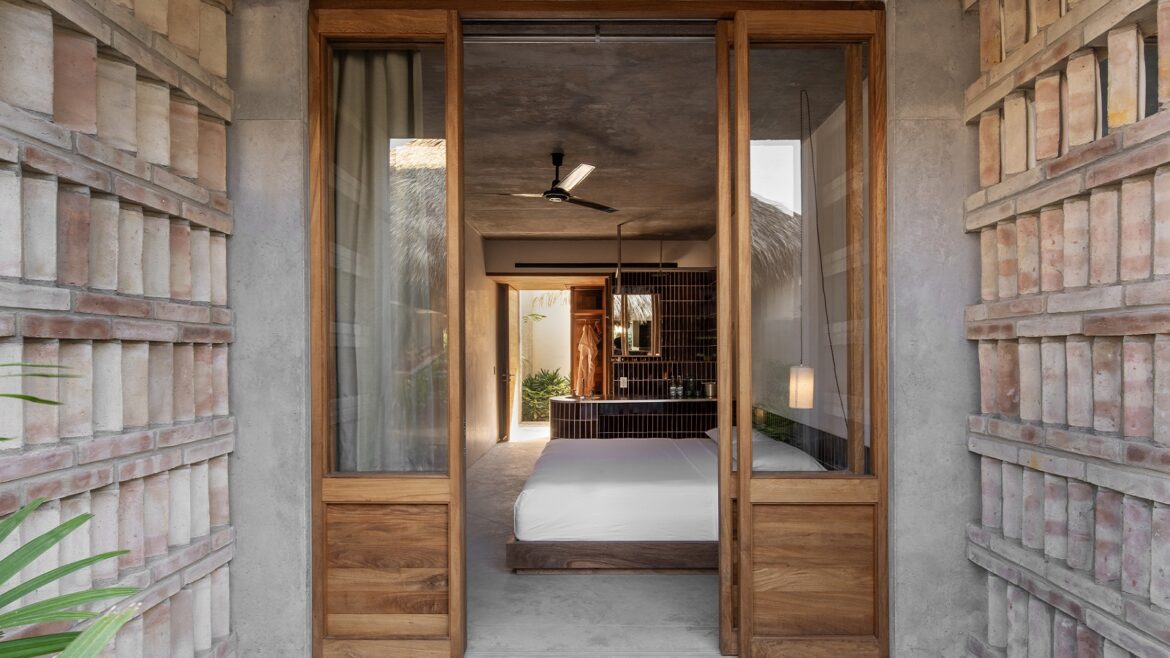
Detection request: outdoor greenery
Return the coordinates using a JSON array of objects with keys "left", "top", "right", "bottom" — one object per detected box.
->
[
  {"left": 0, "top": 363, "right": 136, "bottom": 656},
  {"left": 0, "top": 498, "right": 138, "bottom": 657},
  {"left": 521, "top": 368, "right": 571, "bottom": 422}
]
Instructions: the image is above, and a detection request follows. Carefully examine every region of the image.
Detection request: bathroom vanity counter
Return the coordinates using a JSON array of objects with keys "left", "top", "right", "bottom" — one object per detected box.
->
[{"left": 549, "top": 396, "right": 717, "bottom": 440}]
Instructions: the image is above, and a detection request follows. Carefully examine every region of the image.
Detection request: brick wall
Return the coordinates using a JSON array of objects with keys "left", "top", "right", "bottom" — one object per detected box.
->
[
  {"left": 0, "top": 0, "right": 234, "bottom": 654},
  {"left": 965, "top": 1, "right": 1170, "bottom": 657}
]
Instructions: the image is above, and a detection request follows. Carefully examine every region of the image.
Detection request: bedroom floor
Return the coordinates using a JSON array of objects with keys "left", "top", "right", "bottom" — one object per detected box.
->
[{"left": 465, "top": 425, "right": 723, "bottom": 657}]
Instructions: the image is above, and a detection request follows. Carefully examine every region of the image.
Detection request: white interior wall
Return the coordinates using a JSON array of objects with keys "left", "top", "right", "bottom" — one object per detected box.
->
[{"left": 519, "top": 290, "right": 571, "bottom": 381}]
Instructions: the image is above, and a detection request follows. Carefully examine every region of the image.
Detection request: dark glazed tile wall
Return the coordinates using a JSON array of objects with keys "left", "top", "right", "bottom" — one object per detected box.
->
[{"left": 612, "top": 269, "right": 716, "bottom": 398}]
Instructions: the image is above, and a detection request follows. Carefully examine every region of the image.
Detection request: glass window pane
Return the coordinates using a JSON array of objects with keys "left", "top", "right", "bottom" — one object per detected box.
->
[
  {"left": 748, "top": 45, "right": 871, "bottom": 474},
  {"left": 331, "top": 47, "right": 449, "bottom": 473}
]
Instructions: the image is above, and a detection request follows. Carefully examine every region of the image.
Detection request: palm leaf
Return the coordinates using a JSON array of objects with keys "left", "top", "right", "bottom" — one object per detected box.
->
[
  {"left": 57, "top": 605, "right": 139, "bottom": 658},
  {"left": 0, "top": 499, "right": 44, "bottom": 546},
  {"left": 0, "top": 551, "right": 128, "bottom": 610},
  {"left": 0, "top": 364, "right": 68, "bottom": 369},
  {"left": 0, "top": 631, "right": 80, "bottom": 658},
  {"left": 0, "top": 513, "right": 93, "bottom": 589},
  {"left": 0, "top": 394, "right": 61, "bottom": 406},
  {"left": 0, "top": 588, "right": 137, "bottom": 630}
]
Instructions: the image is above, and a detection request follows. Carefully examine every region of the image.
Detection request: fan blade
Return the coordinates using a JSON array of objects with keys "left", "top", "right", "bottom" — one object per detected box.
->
[
  {"left": 565, "top": 197, "right": 617, "bottom": 213},
  {"left": 559, "top": 164, "right": 596, "bottom": 192},
  {"left": 492, "top": 192, "right": 544, "bottom": 198}
]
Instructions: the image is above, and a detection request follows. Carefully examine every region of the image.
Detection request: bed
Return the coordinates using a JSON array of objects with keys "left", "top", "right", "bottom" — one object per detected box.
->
[{"left": 505, "top": 431, "right": 825, "bottom": 571}]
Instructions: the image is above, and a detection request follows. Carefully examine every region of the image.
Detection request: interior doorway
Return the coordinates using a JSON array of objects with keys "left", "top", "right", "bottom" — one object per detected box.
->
[{"left": 308, "top": 7, "right": 887, "bottom": 658}]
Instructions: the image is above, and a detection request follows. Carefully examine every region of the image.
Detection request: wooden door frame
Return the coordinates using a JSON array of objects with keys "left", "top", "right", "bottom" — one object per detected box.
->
[
  {"left": 309, "top": 8, "right": 465, "bottom": 657},
  {"left": 731, "top": 9, "right": 887, "bottom": 658},
  {"left": 308, "top": 4, "right": 886, "bottom": 657}
]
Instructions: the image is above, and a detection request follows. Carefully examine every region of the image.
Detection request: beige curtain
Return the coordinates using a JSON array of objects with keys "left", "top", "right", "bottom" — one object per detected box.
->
[{"left": 333, "top": 50, "right": 449, "bottom": 472}]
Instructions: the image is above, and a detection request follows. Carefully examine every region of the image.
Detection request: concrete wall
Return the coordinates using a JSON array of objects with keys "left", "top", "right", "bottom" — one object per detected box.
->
[
  {"left": 886, "top": 1, "right": 984, "bottom": 655},
  {"left": 228, "top": 0, "right": 312, "bottom": 654},
  {"left": 465, "top": 226, "right": 499, "bottom": 465}
]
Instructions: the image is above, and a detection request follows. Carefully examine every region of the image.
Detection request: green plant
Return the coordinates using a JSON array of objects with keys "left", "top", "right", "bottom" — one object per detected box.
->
[
  {"left": 521, "top": 368, "right": 571, "bottom": 422},
  {"left": 0, "top": 498, "right": 138, "bottom": 657}
]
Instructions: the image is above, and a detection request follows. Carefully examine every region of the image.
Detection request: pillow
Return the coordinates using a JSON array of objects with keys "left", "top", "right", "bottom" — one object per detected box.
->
[{"left": 703, "top": 426, "right": 826, "bottom": 472}]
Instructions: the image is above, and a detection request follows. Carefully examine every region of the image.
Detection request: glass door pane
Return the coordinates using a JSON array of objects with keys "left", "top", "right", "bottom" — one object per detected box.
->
[
  {"left": 747, "top": 45, "right": 871, "bottom": 474},
  {"left": 331, "top": 46, "right": 450, "bottom": 472}
]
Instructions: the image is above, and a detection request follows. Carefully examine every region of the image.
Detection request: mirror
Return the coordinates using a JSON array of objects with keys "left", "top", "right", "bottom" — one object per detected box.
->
[{"left": 612, "top": 292, "right": 661, "bottom": 358}]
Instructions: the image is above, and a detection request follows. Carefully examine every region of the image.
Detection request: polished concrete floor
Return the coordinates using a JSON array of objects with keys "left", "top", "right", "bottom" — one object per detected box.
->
[{"left": 465, "top": 424, "right": 723, "bottom": 657}]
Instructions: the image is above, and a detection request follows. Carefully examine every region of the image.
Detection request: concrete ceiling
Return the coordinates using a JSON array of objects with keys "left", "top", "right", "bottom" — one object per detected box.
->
[{"left": 462, "top": 27, "right": 847, "bottom": 240}]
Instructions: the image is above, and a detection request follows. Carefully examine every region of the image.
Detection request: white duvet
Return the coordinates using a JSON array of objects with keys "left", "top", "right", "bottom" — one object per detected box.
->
[{"left": 514, "top": 438, "right": 719, "bottom": 542}]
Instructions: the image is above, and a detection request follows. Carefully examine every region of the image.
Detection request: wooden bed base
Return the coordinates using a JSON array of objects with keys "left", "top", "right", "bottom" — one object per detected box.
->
[{"left": 505, "top": 536, "right": 718, "bottom": 571}]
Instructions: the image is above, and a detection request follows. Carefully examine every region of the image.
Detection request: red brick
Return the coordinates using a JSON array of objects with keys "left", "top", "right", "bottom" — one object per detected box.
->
[
  {"left": 1066, "top": 51, "right": 1099, "bottom": 147},
  {"left": 75, "top": 134, "right": 151, "bottom": 180},
  {"left": 1039, "top": 206, "right": 1064, "bottom": 292},
  {"left": 111, "top": 319, "right": 180, "bottom": 342},
  {"left": 980, "top": 111, "right": 1002, "bottom": 187},
  {"left": 1155, "top": 168, "right": 1170, "bottom": 276},
  {"left": 117, "top": 450, "right": 181, "bottom": 481},
  {"left": 1107, "top": 25, "right": 1143, "bottom": 129},
  {"left": 967, "top": 321, "right": 1017, "bottom": 340},
  {"left": 1124, "top": 443, "right": 1170, "bottom": 473},
  {"left": 184, "top": 436, "right": 233, "bottom": 464},
  {"left": 26, "top": 465, "right": 114, "bottom": 501},
  {"left": 180, "top": 202, "right": 233, "bottom": 236},
  {"left": 1094, "top": 489, "right": 1123, "bottom": 583},
  {"left": 211, "top": 416, "right": 233, "bottom": 436},
  {"left": 1152, "top": 506, "right": 1170, "bottom": 608},
  {"left": 1016, "top": 215, "right": 1040, "bottom": 295},
  {"left": 1092, "top": 337, "right": 1123, "bottom": 433},
  {"left": 208, "top": 455, "right": 228, "bottom": 527},
  {"left": 997, "top": 221, "right": 1018, "bottom": 298},
  {"left": 174, "top": 344, "right": 195, "bottom": 422},
  {"left": 211, "top": 346, "right": 228, "bottom": 416},
  {"left": 1086, "top": 139, "right": 1170, "bottom": 190},
  {"left": 56, "top": 186, "right": 90, "bottom": 287},
  {"left": 1046, "top": 427, "right": 1122, "bottom": 462},
  {"left": 170, "top": 221, "right": 192, "bottom": 300},
  {"left": 154, "top": 301, "right": 211, "bottom": 324},
  {"left": 52, "top": 29, "right": 98, "bottom": 134},
  {"left": 22, "top": 314, "right": 111, "bottom": 340},
  {"left": 144, "top": 471, "right": 169, "bottom": 558},
  {"left": 118, "top": 478, "right": 144, "bottom": 570},
  {"left": 1122, "top": 337, "right": 1154, "bottom": 439},
  {"left": 148, "top": 343, "right": 174, "bottom": 425},
  {"left": 209, "top": 307, "right": 231, "bottom": 325},
  {"left": 1089, "top": 187, "right": 1120, "bottom": 285},
  {"left": 1063, "top": 197, "right": 1090, "bottom": 287},
  {"left": 1119, "top": 176, "right": 1153, "bottom": 281},
  {"left": 75, "top": 292, "right": 152, "bottom": 318},
  {"left": 22, "top": 146, "right": 111, "bottom": 192},
  {"left": 1085, "top": 311, "right": 1170, "bottom": 336},
  {"left": 1041, "top": 339, "right": 1066, "bottom": 425},
  {"left": 1067, "top": 336, "right": 1094, "bottom": 429},
  {"left": 194, "top": 345, "right": 213, "bottom": 417},
  {"left": 1068, "top": 481, "right": 1095, "bottom": 572},
  {"left": 1034, "top": 74, "right": 1061, "bottom": 161},
  {"left": 1047, "top": 133, "right": 1121, "bottom": 179},
  {"left": 997, "top": 341, "right": 1020, "bottom": 418},
  {"left": 21, "top": 340, "right": 59, "bottom": 445},
  {"left": 78, "top": 430, "right": 153, "bottom": 464},
  {"left": 197, "top": 118, "right": 226, "bottom": 192},
  {"left": 158, "top": 420, "right": 213, "bottom": 447},
  {"left": 154, "top": 539, "right": 210, "bottom": 583},
  {"left": 180, "top": 325, "right": 232, "bottom": 344},
  {"left": 143, "top": 600, "right": 171, "bottom": 656},
  {"left": 113, "top": 177, "right": 182, "bottom": 216},
  {"left": 1019, "top": 339, "right": 1041, "bottom": 422},
  {"left": 0, "top": 445, "right": 74, "bottom": 483}
]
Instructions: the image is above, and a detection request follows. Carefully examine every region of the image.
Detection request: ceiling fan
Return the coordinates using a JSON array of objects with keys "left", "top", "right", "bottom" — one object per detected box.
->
[{"left": 500, "top": 151, "right": 618, "bottom": 213}]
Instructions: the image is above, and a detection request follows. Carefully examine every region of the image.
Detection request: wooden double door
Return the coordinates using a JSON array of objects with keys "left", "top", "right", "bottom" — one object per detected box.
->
[{"left": 309, "top": 5, "right": 887, "bottom": 657}]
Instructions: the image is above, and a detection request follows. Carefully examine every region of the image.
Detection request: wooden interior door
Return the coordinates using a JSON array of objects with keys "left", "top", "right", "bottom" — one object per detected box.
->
[
  {"left": 497, "top": 284, "right": 518, "bottom": 441},
  {"left": 730, "top": 9, "right": 887, "bottom": 658},
  {"left": 309, "top": 9, "right": 466, "bottom": 658}
]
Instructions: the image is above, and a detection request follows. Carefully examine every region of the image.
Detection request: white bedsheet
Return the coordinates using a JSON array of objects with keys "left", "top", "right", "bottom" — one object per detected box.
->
[{"left": 514, "top": 438, "right": 719, "bottom": 542}]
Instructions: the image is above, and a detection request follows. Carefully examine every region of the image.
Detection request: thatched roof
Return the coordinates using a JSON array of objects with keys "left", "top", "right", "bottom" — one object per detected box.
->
[{"left": 750, "top": 194, "right": 801, "bottom": 289}]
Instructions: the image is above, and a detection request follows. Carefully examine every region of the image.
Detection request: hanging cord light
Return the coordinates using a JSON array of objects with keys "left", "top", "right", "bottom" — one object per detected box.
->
[{"left": 792, "top": 89, "right": 848, "bottom": 419}]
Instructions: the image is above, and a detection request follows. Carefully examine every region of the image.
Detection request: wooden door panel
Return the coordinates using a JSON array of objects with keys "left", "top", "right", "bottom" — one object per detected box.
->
[
  {"left": 750, "top": 637, "right": 880, "bottom": 658},
  {"left": 324, "top": 638, "right": 452, "bottom": 658},
  {"left": 325, "top": 503, "right": 451, "bottom": 640},
  {"left": 751, "top": 505, "right": 875, "bottom": 637}
]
